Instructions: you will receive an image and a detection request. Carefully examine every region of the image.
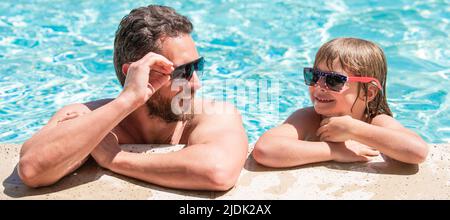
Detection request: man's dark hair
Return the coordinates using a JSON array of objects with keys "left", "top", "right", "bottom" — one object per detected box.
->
[{"left": 113, "top": 5, "right": 193, "bottom": 86}]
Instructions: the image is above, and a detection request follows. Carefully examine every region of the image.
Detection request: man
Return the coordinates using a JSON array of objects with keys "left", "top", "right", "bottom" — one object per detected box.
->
[{"left": 18, "top": 5, "right": 248, "bottom": 191}]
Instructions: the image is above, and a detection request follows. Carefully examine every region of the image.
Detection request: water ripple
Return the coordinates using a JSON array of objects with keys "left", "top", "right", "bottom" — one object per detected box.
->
[{"left": 1, "top": 0, "right": 449, "bottom": 143}]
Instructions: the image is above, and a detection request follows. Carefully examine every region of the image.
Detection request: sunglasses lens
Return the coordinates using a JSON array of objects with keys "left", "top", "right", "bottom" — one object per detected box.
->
[
  {"left": 326, "top": 74, "right": 346, "bottom": 91},
  {"left": 303, "top": 68, "right": 316, "bottom": 86},
  {"left": 195, "top": 58, "right": 204, "bottom": 77},
  {"left": 184, "top": 64, "right": 193, "bottom": 79},
  {"left": 303, "top": 68, "right": 348, "bottom": 92},
  {"left": 172, "top": 57, "right": 204, "bottom": 80},
  {"left": 171, "top": 68, "right": 184, "bottom": 79}
]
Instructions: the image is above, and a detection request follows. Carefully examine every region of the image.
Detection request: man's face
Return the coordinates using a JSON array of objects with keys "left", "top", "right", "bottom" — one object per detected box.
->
[{"left": 146, "top": 34, "right": 202, "bottom": 122}]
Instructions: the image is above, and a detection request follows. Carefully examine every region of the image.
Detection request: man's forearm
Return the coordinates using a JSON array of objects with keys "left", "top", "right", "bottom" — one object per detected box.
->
[
  {"left": 20, "top": 95, "right": 137, "bottom": 186},
  {"left": 108, "top": 144, "right": 241, "bottom": 191}
]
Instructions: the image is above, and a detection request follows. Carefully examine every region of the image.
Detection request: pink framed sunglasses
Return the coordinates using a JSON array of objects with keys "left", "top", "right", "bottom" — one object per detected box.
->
[{"left": 303, "top": 67, "right": 382, "bottom": 92}]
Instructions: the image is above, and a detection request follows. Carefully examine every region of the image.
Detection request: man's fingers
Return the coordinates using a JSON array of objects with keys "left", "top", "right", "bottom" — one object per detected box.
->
[
  {"left": 353, "top": 154, "right": 375, "bottom": 162},
  {"left": 148, "top": 75, "right": 171, "bottom": 93},
  {"left": 363, "top": 148, "right": 380, "bottom": 157},
  {"left": 153, "top": 59, "right": 174, "bottom": 73},
  {"left": 147, "top": 83, "right": 156, "bottom": 95},
  {"left": 139, "top": 52, "right": 173, "bottom": 70},
  {"left": 360, "top": 156, "right": 372, "bottom": 162},
  {"left": 151, "top": 65, "right": 173, "bottom": 75}
]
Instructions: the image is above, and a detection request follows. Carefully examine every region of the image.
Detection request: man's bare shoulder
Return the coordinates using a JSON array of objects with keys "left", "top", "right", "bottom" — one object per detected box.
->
[
  {"left": 83, "top": 98, "right": 114, "bottom": 111},
  {"left": 186, "top": 99, "right": 242, "bottom": 133},
  {"left": 186, "top": 99, "right": 246, "bottom": 144},
  {"left": 45, "top": 99, "right": 115, "bottom": 127},
  {"left": 193, "top": 99, "right": 240, "bottom": 121}
]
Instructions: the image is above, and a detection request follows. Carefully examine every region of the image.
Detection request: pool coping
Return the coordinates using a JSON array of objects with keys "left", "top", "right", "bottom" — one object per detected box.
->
[{"left": 1, "top": 143, "right": 449, "bottom": 199}]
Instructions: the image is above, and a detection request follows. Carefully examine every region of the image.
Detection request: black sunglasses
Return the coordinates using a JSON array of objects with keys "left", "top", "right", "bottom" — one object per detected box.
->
[{"left": 171, "top": 57, "right": 205, "bottom": 80}]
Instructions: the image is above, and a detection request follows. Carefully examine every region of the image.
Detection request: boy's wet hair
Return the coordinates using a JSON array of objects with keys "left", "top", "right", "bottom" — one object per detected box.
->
[
  {"left": 113, "top": 5, "right": 193, "bottom": 86},
  {"left": 313, "top": 37, "right": 392, "bottom": 119}
]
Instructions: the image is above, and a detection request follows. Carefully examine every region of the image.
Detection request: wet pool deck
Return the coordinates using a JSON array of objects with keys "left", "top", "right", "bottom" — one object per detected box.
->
[{"left": 1, "top": 143, "right": 449, "bottom": 199}]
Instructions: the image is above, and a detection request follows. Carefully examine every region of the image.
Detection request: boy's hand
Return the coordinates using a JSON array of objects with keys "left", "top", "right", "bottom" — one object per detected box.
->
[
  {"left": 317, "top": 115, "right": 362, "bottom": 142},
  {"left": 330, "top": 140, "right": 379, "bottom": 163}
]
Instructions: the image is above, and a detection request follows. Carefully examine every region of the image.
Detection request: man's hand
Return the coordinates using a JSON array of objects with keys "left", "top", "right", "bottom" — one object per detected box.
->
[
  {"left": 317, "top": 115, "right": 362, "bottom": 142},
  {"left": 90, "top": 132, "right": 122, "bottom": 169},
  {"left": 119, "top": 52, "right": 174, "bottom": 108},
  {"left": 330, "top": 140, "right": 379, "bottom": 163}
]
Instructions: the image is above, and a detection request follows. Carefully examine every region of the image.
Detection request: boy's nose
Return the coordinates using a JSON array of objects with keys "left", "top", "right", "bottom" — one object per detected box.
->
[{"left": 317, "top": 77, "right": 328, "bottom": 90}]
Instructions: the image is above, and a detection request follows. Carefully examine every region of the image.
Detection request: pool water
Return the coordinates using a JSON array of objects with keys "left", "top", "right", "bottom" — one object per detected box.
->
[{"left": 0, "top": 0, "right": 449, "bottom": 144}]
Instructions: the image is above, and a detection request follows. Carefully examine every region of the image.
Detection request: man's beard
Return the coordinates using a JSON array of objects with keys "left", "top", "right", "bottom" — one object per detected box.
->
[{"left": 145, "top": 90, "right": 195, "bottom": 123}]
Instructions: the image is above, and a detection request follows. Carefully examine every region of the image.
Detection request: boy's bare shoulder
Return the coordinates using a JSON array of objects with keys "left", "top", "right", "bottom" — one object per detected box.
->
[
  {"left": 285, "top": 107, "right": 320, "bottom": 126},
  {"left": 371, "top": 114, "right": 397, "bottom": 126},
  {"left": 371, "top": 113, "right": 393, "bottom": 121},
  {"left": 283, "top": 107, "right": 321, "bottom": 140},
  {"left": 371, "top": 114, "right": 405, "bottom": 129}
]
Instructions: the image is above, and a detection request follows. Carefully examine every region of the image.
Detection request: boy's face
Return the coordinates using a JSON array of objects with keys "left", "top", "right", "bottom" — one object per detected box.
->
[{"left": 308, "top": 59, "right": 366, "bottom": 118}]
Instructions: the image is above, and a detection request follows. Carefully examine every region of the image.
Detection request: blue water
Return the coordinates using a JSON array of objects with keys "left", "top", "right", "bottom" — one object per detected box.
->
[{"left": 0, "top": 0, "right": 449, "bottom": 144}]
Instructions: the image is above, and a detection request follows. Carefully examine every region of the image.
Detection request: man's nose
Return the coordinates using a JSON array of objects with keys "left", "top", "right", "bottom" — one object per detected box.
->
[{"left": 190, "top": 72, "right": 202, "bottom": 91}]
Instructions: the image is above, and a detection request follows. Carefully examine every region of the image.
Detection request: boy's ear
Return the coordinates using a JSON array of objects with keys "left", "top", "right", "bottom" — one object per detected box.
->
[
  {"left": 122, "top": 63, "right": 130, "bottom": 76},
  {"left": 358, "top": 85, "right": 379, "bottom": 102},
  {"left": 366, "top": 85, "right": 378, "bottom": 102}
]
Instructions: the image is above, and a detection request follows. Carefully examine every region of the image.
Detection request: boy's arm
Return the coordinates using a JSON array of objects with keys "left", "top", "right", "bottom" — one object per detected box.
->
[
  {"left": 253, "top": 109, "right": 378, "bottom": 168},
  {"left": 350, "top": 114, "right": 428, "bottom": 164}
]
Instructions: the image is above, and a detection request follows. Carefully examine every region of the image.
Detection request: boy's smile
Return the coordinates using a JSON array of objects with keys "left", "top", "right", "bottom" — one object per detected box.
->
[{"left": 311, "top": 89, "right": 338, "bottom": 115}]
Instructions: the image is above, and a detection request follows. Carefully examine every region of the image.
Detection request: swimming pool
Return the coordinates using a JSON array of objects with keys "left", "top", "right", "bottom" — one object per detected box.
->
[{"left": 0, "top": 0, "right": 449, "bottom": 144}]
